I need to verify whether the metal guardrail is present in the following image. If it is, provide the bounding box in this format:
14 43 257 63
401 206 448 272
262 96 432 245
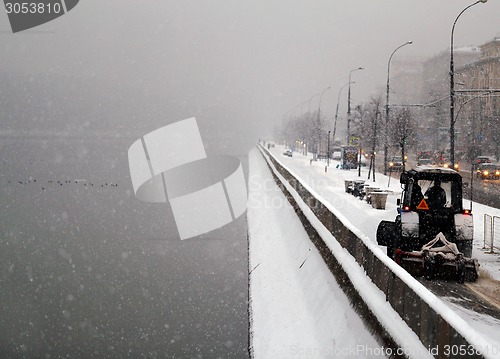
483 214 500 254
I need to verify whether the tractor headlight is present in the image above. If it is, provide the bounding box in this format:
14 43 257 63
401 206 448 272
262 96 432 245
484 170 489 176
389 162 394 167
443 163 449 168
454 164 459 170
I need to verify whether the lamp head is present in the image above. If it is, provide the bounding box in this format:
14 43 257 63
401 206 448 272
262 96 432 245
479 0 487 3
407 40 413 44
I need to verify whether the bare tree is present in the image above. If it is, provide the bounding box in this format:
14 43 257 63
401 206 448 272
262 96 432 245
390 107 415 169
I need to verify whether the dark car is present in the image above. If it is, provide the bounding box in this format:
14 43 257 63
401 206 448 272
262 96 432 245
388 156 403 171
476 163 500 180
475 156 492 166
283 150 293 157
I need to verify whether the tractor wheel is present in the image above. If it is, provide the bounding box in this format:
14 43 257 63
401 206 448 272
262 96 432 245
377 221 399 261
387 242 395 260
387 236 400 261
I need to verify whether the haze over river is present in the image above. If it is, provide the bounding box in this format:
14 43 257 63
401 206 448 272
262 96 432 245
0 137 249 358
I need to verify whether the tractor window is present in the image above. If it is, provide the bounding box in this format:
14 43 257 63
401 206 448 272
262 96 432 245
418 179 458 210
407 180 423 209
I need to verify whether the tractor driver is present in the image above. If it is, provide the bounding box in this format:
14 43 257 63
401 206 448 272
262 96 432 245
425 179 447 209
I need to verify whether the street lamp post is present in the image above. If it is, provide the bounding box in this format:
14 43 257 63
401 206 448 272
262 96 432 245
384 41 412 175
358 106 364 177
371 109 379 181
327 130 331 167
333 82 353 143
316 86 331 157
308 93 320 155
450 0 487 168
308 93 320 113
347 67 363 145
299 99 310 155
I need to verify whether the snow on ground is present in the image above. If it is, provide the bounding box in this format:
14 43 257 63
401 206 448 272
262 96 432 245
468 201 500 281
248 148 433 359
264 144 500 348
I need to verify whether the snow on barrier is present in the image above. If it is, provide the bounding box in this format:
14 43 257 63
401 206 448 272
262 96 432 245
258 144 496 359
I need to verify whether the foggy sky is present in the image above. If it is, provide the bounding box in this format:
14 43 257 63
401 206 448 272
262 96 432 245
1 0 499 154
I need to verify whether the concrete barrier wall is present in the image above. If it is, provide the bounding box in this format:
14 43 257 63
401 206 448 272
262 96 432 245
258 145 486 359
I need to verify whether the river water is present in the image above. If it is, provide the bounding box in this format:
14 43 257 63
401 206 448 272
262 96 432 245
0 137 249 358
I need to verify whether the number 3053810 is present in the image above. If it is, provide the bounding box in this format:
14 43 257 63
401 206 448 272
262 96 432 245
5 2 62 14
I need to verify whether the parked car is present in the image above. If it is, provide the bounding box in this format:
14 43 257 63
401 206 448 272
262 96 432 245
283 150 293 157
476 163 500 180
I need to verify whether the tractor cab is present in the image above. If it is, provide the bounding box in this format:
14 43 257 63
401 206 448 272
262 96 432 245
377 167 478 283
399 168 464 214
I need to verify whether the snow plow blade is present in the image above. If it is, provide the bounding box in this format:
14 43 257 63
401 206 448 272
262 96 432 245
395 233 479 283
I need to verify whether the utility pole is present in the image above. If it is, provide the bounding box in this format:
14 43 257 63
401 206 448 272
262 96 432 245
384 41 412 175
347 67 363 145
